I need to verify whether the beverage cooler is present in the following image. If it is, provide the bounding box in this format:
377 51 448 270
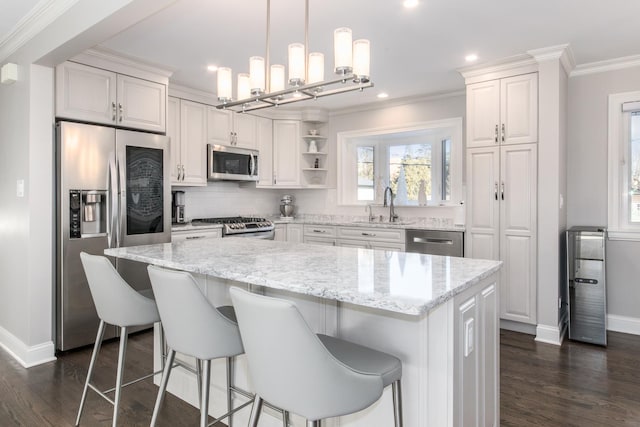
566 227 607 346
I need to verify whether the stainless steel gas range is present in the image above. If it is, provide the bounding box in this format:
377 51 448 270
191 216 275 239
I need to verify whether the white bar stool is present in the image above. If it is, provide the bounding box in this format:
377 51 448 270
76 252 161 427
147 265 254 427
229 287 404 427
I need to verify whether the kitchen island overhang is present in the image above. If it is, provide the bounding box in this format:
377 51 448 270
106 238 501 427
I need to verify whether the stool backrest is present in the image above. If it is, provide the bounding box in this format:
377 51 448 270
229 287 382 421
147 265 243 360
80 252 158 327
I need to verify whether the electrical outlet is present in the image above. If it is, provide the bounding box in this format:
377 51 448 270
16 179 24 197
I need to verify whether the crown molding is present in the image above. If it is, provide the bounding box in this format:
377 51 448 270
0 0 79 63
527 44 575 75
457 54 538 84
71 46 173 83
571 54 640 77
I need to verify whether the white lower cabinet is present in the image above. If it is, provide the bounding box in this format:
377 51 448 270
286 224 303 243
172 228 221 241
303 225 406 251
273 224 287 241
303 225 337 245
466 143 537 325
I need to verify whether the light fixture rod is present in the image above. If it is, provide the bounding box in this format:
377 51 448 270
305 0 309 81
266 0 271 91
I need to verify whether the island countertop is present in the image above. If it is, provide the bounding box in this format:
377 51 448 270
105 238 501 316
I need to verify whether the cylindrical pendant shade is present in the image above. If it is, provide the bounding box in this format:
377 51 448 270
334 27 353 73
217 67 232 101
308 52 325 84
288 43 306 85
237 73 251 100
270 64 285 93
249 56 265 93
353 39 370 81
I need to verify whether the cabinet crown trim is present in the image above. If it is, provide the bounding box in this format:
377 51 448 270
459 55 538 85
71 47 172 83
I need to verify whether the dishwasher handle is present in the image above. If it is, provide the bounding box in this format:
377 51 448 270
412 237 454 245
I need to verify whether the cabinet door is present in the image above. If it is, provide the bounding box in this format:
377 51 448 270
274 224 287 241
234 113 257 149
116 74 166 133
167 97 181 184
286 224 303 243
336 239 369 249
180 100 207 186
466 80 500 149
500 73 538 145
369 242 406 251
500 143 537 324
272 120 300 187
256 116 274 187
466 147 500 261
207 107 233 146
56 62 117 125
303 236 335 246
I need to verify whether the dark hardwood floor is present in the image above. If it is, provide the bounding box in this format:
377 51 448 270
501 329 640 426
1 329 640 426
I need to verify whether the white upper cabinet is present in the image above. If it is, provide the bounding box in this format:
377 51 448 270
272 120 301 187
168 97 207 186
256 116 274 187
206 108 257 149
56 61 166 133
466 73 537 149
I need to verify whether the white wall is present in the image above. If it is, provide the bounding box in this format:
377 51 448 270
568 64 640 324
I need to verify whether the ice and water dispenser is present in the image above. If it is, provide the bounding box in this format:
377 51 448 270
566 227 607 346
69 190 108 238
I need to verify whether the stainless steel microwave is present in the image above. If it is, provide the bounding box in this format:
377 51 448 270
207 144 258 181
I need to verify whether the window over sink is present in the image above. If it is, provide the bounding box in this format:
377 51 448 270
338 118 462 206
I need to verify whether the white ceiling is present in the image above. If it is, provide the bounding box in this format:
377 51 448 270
4 0 640 111
0 0 40 42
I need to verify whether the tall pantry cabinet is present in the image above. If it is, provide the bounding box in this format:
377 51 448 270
465 70 538 326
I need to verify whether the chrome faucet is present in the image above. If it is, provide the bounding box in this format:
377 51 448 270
366 204 375 222
383 186 399 223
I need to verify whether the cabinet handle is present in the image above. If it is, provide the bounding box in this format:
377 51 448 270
361 232 376 237
501 123 505 142
234 132 238 145
494 124 498 143
494 182 498 201
313 229 327 233
181 165 186 181
501 182 505 200
186 236 206 240
112 102 116 121
177 164 182 180
118 103 123 122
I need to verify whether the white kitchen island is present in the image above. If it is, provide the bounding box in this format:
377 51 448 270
105 238 501 427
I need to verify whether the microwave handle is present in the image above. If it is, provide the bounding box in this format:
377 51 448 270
250 153 256 176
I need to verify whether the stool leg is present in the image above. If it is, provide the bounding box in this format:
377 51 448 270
112 326 128 427
282 410 290 427
306 421 321 427
150 348 176 427
75 320 106 426
226 357 233 427
200 359 211 427
196 359 202 408
392 379 403 427
248 395 263 427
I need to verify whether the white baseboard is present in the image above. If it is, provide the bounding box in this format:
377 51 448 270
607 314 640 335
500 319 536 335
534 324 563 346
0 325 56 368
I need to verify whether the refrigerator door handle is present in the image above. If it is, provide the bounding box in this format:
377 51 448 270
116 153 125 248
108 159 118 248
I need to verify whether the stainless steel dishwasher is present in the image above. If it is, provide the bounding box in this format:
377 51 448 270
405 229 464 257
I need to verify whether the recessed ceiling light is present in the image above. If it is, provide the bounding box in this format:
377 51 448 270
377 92 389 99
465 54 478 62
403 0 419 8
207 65 219 72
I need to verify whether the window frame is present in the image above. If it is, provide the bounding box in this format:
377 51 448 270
607 91 640 240
337 118 463 207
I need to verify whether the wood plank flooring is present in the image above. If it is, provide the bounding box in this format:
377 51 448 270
1 329 640 426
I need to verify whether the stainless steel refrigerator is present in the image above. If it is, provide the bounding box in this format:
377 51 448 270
55 121 171 351
566 227 607 346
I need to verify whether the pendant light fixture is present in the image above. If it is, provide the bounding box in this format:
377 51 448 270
216 0 373 112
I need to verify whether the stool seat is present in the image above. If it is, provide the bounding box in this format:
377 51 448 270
317 334 402 388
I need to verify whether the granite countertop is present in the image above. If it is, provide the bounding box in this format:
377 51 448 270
105 238 500 316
